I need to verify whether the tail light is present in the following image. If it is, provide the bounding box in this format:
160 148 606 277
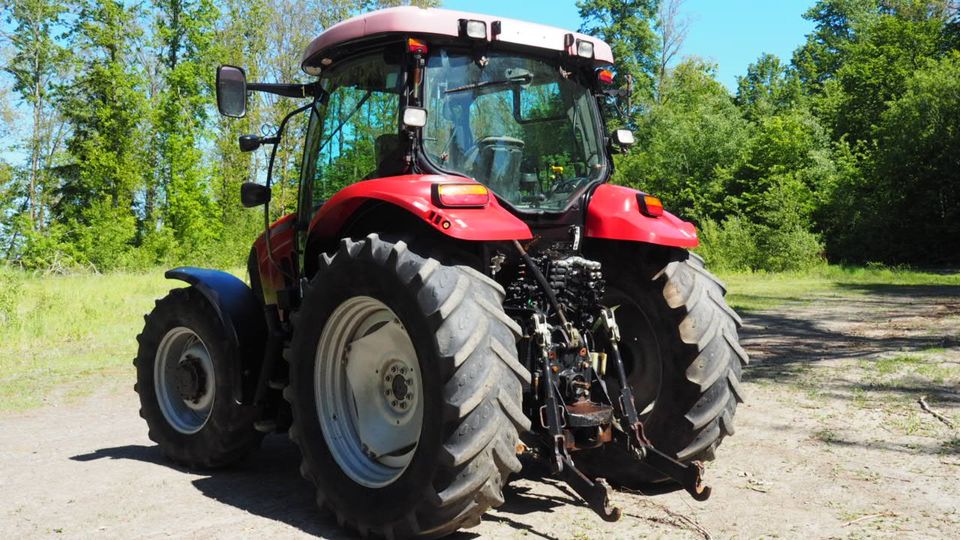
407 38 428 55
637 193 663 217
433 184 490 208
597 69 614 84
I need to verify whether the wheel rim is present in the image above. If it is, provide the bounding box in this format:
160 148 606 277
315 296 424 488
154 327 216 434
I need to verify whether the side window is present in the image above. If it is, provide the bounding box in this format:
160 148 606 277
308 53 401 208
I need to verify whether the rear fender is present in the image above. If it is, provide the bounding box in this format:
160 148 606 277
308 174 533 242
165 267 266 404
585 184 699 248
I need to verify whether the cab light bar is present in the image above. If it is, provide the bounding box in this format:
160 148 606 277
637 193 664 217
433 184 490 208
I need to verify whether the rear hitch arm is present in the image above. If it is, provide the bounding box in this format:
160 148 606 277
598 307 712 502
532 313 621 522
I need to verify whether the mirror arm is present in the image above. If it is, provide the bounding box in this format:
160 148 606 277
260 100 317 284
247 82 318 99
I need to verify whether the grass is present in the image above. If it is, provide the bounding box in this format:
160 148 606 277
0 268 243 411
717 265 960 311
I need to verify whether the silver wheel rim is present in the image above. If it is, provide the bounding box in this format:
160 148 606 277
154 327 216 435
315 296 424 488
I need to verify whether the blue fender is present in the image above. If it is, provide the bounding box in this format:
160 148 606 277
165 267 266 404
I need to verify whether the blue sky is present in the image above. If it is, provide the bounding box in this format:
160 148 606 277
442 0 816 91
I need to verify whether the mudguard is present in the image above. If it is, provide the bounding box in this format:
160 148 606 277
585 184 699 248
165 267 266 404
308 174 534 241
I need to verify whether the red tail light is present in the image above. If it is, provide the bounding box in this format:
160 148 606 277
597 69 614 84
637 194 663 217
433 184 490 208
407 38 428 55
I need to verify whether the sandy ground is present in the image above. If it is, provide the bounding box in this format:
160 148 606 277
2 283 959 539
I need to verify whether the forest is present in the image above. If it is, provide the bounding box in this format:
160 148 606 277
0 0 958 274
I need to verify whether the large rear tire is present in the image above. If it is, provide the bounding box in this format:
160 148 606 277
135 287 263 468
579 246 747 487
285 234 530 538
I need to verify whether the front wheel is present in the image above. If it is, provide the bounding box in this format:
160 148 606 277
134 287 263 467
285 234 530 538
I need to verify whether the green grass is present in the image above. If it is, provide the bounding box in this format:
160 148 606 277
717 266 960 311
0 268 244 411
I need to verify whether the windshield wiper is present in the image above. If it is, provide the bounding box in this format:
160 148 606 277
445 74 532 94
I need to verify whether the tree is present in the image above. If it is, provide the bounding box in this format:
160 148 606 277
578 0 660 119
866 52 960 263
55 0 147 269
1 0 67 231
654 0 690 103
735 53 802 122
618 58 750 220
791 0 877 90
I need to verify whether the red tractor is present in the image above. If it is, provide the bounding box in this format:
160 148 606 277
135 7 746 538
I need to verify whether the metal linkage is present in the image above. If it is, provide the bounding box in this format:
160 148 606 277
531 313 620 521
597 307 712 502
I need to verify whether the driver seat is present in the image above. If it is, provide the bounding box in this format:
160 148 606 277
469 137 524 201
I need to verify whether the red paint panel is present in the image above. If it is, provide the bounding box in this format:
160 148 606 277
308 174 533 241
252 213 297 303
585 184 699 248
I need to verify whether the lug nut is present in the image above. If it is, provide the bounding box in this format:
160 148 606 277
391 366 398 373
385 389 391 396
400 367 406 374
406 393 413 399
400 402 406 409
392 400 397 406
386 374 392 381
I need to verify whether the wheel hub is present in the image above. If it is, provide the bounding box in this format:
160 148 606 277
154 327 216 434
383 359 415 413
175 355 207 403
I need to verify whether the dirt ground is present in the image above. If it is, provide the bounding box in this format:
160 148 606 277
2 283 959 539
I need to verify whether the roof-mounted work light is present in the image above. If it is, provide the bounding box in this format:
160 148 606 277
576 39 595 59
459 19 487 40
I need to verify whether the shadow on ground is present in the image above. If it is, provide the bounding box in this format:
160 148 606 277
739 282 959 383
69 437 579 539
71 435 347 538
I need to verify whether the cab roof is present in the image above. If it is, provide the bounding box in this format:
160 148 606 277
300 6 614 72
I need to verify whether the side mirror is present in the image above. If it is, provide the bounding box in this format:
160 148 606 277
611 129 635 148
240 182 270 208
217 65 247 118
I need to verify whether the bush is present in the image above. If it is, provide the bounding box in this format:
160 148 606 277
696 216 759 272
697 216 825 272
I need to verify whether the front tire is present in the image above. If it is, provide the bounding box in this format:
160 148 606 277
285 234 530 538
135 287 263 468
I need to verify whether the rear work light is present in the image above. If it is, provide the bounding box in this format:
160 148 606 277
407 38 428 55
576 39 595 59
433 184 490 208
459 19 487 40
637 193 664 217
